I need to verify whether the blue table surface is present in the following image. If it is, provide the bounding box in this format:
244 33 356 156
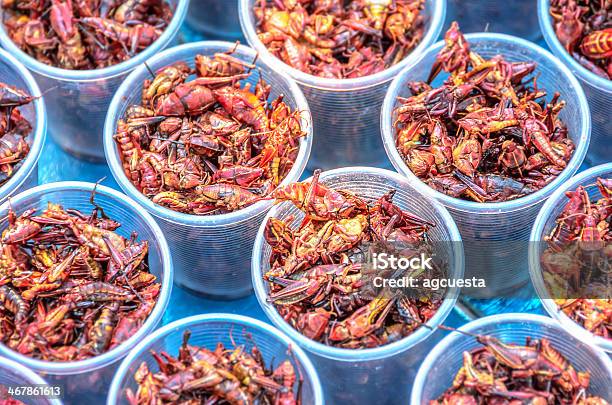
37 22 588 343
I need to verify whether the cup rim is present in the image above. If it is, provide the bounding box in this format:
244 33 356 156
0 0 190 81
251 166 465 362
0 48 47 202
538 0 612 92
411 312 612 403
104 40 312 228
0 355 64 405
106 313 324 405
238 0 447 91
528 163 612 353
0 181 174 375
381 32 591 214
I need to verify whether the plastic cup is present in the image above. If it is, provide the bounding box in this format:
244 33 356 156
0 48 46 204
539 0 611 167
412 313 612 403
0 0 189 162
185 0 242 40
529 163 612 353
104 41 312 299
0 182 173 403
446 0 541 41
252 166 464 404
239 0 446 170
381 33 590 298
107 313 323 405
0 356 63 405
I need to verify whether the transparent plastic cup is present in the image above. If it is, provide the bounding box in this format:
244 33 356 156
0 0 189 162
252 167 464 404
0 356 63 405
107 313 323 405
185 0 242 40
104 41 312 299
0 48 46 204
539 0 611 167
381 33 590 298
239 0 446 170
446 0 541 41
529 163 612 353
412 313 612 403
0 182 173 404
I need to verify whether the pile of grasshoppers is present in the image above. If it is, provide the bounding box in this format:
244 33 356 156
0 195 160 361
432 334 609 404
254 0 425 78
393 23 576 202
262 170 442 349
1 0 173 69
127 330 302 405
0 82 32 189
550 0 611 79
114 48 307 215
542 177 611 340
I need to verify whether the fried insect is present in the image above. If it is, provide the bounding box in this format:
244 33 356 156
0 199 160 361
113 49 307 215
542 177 611 340
393 22 575 202
263 171 442 349
0 82 32 188
126 330 302 405
431 336 609 405
253 0 425 78
1 0 174 69
550 0 612 79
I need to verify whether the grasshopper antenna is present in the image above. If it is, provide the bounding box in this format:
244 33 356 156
144 61 156 79
90 177 109 219
407 316 484 340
